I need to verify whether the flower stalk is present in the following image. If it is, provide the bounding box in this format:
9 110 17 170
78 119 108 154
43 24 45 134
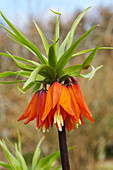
58 125 70 170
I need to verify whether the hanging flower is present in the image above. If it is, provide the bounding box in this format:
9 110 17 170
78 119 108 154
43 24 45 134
18 78 94 132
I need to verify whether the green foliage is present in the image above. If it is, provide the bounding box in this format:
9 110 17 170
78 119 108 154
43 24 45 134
0 132 62 170
0 8 113 92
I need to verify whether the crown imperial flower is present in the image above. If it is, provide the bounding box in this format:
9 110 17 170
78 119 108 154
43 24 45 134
18 78 94 132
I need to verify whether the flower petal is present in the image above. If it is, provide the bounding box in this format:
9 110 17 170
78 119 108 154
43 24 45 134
65 114 75 131
67 85 80 121
18 92 38 121
42 86 52 121
72 82 92 116
51 82 61 108
59 85 75 116
24 92 39 124
38 90 47 127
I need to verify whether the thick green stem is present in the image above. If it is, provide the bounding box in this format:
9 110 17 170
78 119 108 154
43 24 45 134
58 125 70 170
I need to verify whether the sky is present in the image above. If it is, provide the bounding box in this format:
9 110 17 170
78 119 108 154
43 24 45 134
0 0 113 28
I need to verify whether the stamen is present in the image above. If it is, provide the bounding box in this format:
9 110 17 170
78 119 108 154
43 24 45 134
79 119 82 125
41 124 46 133
54 104 64 131
75 123 79 128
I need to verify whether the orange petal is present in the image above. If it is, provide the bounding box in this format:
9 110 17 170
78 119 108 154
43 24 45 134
67 85 80 121
65 114 75 131
44 118 49 129
42 87 52 121
60 107 66 121
38 90 47 126
51 82 61 108
79 114 84 126
81 110 94 123
18 92 38 121
24 92 38 124
59 85 74 116
72 83 92 117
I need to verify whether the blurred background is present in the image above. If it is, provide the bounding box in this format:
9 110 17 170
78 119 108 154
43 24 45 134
0 0 113 169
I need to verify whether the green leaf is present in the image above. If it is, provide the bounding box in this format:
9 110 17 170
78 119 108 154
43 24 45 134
59 64 82 78
22 82 35 92
15 71 26 94
17 131 22 155
36 145 76 170
0 71 32 79
23 65 56 89
0 24 20 41
58 32 70 58
72 46 113 57
50 9 61 16
56 25 97 73
15 144 28 170
0 80 26 84
69 70 81 77
32 136 45 170
5 51 37 71
0 161 12 170
0 140 21 170
33 21 49 56
82 46 100 69
79 65 103 80
48 39 59 69
66 6 91 50
54 15 61 56
36 150 60 170
0 11 48 64
32 83 41 93
0 52 40 66
0 71 18 78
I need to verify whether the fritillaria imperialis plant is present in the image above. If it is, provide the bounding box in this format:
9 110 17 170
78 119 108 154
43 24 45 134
0 7 113 170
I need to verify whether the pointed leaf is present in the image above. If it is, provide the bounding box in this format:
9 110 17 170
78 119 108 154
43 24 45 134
59 64 82 78
0 140 21 169
0 24 20 40
15 71 26 94
33 21 49 56
72 46 113 57
0 80 26 84
0 71 19 78
79 65 103 79
50 10 61 16
82 46 100 69
32 136 45 170
0 52 40 66
58 32 70 58
6 51 36 71
15 144 28 170
0 12 47 64
17 131 22 155
32 82 41 93
36 150 60 170
48 39 59 69
56 25 97 73
54 15 61 56
23 65 56 89
67 6 91 49
0 161 12 170
0 71 33 79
